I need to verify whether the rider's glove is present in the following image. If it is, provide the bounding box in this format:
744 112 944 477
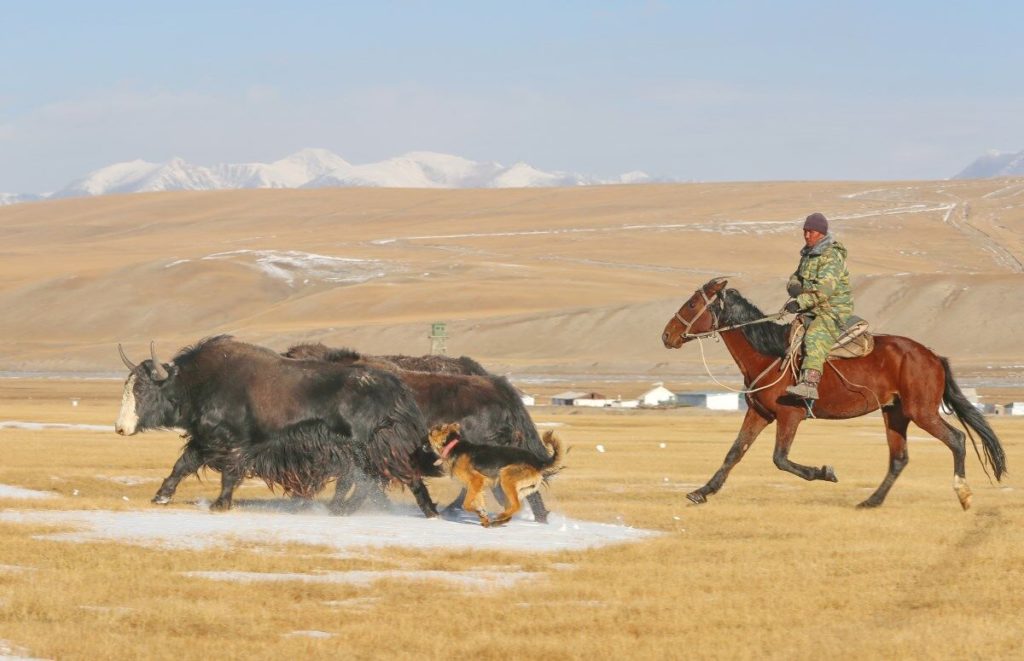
786 276 802 298
784 300 802 314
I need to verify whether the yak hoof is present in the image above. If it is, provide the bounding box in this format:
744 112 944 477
686 491 707 505
209 499 231 512
151 494 171 505
823 466 839 483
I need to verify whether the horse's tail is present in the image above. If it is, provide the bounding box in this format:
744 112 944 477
941 357 1006 481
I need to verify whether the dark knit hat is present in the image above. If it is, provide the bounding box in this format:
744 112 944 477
803 212 828 233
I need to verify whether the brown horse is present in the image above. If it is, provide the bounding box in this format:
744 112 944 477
661 277 1006 509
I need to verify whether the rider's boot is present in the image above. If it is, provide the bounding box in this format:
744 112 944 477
785 369 821 400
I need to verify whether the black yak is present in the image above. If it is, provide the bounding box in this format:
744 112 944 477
115 336 441 517
282 343 554 523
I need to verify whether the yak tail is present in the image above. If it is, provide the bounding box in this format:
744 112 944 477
941 358 1006 481
540 431 567 478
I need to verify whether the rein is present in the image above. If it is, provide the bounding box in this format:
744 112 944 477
674 288 788 340
674 287 795 394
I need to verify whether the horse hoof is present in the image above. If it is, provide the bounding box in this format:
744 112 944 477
823 466 838 482
856 499 880 509
209 500 231 512
954 477 972 511
151 494 171 505
686 491 707 505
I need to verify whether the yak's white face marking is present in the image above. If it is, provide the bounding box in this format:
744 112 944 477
115 374 139 436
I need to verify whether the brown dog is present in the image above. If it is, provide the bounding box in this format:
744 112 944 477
428 422 564 527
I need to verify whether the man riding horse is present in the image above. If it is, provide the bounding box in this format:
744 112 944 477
783 212 853 400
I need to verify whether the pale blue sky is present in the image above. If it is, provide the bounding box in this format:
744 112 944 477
2 1 1022 192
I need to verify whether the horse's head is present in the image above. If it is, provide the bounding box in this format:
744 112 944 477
661 277 729 348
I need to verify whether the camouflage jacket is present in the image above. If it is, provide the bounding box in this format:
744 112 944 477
787 235 853 320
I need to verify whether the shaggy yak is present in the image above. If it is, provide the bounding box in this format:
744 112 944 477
282 343 556 523
115 336 441 517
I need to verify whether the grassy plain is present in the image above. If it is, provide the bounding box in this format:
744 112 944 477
1 180 1022 658
1 379 1022 660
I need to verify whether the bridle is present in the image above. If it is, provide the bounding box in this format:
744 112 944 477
669 285 795 395
673 287 723 340
672 287 790 341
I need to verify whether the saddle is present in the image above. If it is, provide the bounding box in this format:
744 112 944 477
788 314 874 361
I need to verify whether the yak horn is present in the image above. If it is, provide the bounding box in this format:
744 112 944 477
117 344 136 370
150 341 170 381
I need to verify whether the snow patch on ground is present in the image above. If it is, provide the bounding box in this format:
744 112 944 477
202 250 393 286
0 504 657 554
0 639 46 661
0 421 110 432
0 484 55 500
285 630 334 639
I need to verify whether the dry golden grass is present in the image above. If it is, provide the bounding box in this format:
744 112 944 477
1 379 1022 660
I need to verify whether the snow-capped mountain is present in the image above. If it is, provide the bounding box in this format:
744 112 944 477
1 149 661 205
953 149 1024 179
213 148 352 189
304 152 506 189
0 192 44 205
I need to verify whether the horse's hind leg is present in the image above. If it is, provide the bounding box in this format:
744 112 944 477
772 410 839 483
687 408 771 504
910 410 970 510
858 403 909 508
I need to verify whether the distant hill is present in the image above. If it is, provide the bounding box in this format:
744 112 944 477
0 179 1021 381
953 150 1024 179
1 149 665 205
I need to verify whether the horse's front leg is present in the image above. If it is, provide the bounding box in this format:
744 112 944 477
687 407 771 504
772 409 838 482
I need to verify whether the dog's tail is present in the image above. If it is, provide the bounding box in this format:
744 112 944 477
540 431 567 478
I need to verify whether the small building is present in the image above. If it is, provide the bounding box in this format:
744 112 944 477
639 383 676 407
1005 402 1024 416
568 392 609 407
519 393 536 407
550 391 605 406
573 396 641 409
674 391 747 411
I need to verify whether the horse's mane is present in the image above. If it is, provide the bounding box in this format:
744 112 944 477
718 289 789 357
